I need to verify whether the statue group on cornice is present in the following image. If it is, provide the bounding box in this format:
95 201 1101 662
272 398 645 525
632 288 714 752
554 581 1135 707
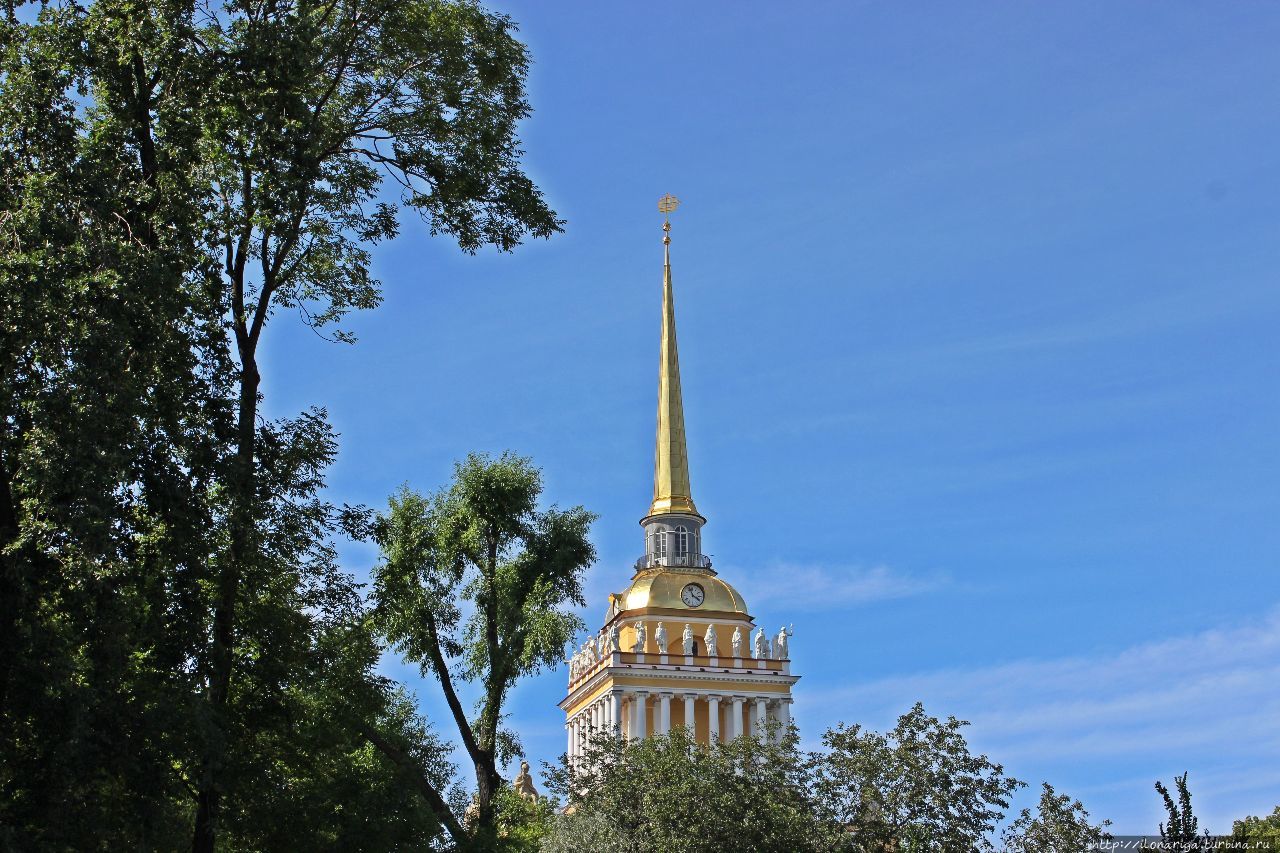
568 619 794 682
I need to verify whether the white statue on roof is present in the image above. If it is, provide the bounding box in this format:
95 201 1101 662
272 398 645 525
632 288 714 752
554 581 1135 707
775 625 793 660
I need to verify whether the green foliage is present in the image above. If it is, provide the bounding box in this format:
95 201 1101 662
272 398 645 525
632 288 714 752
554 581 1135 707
201 0 563 358
543 726 835 853
189 0 561 841
1229 806 1280 851
540 809 634 853
813 703 1024 852
371 452 596 849
2 0 559 846
216 611 455 851
1157 772 1200 841
541 710 1080 853
1000 782 1111 853
493 785 557 852
1 2 230 845
1154 772 1216 850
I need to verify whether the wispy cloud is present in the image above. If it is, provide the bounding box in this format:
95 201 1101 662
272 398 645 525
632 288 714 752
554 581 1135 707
729 563 945 611
807 605 1280 749
801 605 1280 830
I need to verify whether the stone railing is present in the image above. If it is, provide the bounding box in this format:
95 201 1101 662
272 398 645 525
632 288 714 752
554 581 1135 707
567 649 788 686
632 552 713 571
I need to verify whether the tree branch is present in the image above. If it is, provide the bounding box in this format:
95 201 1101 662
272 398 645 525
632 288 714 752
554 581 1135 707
357 720 468 844
480 534 502 753
422 608 485 768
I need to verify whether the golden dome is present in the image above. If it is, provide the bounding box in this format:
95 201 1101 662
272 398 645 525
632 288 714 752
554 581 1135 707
620 569 749 616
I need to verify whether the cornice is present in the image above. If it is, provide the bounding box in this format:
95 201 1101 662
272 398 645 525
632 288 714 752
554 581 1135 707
559 663 800 710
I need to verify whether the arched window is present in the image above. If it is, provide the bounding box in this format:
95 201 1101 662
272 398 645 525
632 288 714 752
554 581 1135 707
652 530 667 560
674 526 689 560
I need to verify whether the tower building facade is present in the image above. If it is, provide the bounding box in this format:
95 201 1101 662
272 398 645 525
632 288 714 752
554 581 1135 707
559 203 797 758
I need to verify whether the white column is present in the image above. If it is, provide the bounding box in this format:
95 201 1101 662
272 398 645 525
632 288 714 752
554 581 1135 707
658 693 672 735
570 718 579 765
754 697 767 738
633 692 648 739
683 693 696 733
775 698 792 742
610 691 622 735
566 721 573 760
707 695 721 743
730 696 745 739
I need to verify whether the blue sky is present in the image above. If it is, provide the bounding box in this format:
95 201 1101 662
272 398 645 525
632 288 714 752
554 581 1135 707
259 2 1280 833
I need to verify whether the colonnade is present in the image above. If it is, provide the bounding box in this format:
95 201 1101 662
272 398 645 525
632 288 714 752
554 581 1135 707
566 690 793 762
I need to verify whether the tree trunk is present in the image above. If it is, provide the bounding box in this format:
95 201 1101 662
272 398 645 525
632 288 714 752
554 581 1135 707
471 534 503 841
466 755 507 853
192 356 259 853
0 458 20 712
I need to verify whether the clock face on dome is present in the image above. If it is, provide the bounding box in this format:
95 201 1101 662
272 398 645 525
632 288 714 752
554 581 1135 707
680 583 705 608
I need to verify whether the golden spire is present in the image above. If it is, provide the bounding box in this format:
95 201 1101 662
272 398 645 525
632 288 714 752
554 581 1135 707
648 195 702 520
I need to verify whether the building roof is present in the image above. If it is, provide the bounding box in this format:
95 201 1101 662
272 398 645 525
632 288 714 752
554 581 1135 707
618 567 749 616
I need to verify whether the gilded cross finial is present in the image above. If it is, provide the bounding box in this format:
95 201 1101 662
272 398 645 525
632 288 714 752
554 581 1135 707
658 193 680 245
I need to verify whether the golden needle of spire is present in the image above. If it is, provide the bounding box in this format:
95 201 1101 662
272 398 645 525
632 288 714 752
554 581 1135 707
649 195 701 520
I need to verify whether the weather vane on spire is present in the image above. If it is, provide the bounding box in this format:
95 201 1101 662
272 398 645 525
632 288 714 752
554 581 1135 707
658 193 680 244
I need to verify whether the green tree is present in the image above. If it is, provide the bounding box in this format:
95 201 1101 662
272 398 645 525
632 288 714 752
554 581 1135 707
543 726 835 853
219 613 457 851
1 1 231 843
1228 806 1280 852
813 703 1023 852
539 810 632 853
492 785 557 852
370 452 596 850
1000 782 1111 853
1154 772 1215 851
2 0 561 846
189 0 561 845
